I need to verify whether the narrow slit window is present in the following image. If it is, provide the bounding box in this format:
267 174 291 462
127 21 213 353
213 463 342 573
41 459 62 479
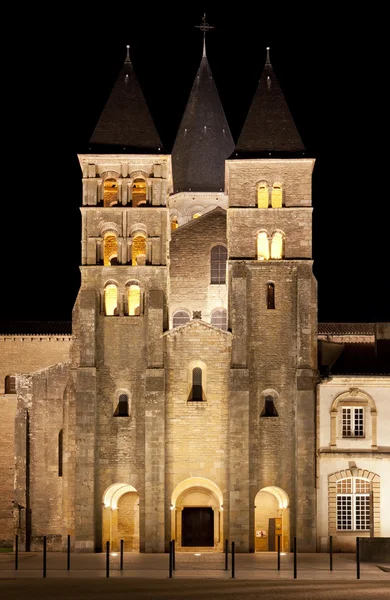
5 375 16 394
257 183 269 208
114 394 129 417
58 429 63 477
271 183 283 208
267 283 275 309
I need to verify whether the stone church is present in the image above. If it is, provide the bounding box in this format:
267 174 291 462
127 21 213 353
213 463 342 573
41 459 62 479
0 39 389 554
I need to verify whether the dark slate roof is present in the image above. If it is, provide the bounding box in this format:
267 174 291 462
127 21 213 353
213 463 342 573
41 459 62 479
318 323 376 336
172 43 235 193
0 321 72 335
235 49 305 156
330 342 390 376
89 47 163 152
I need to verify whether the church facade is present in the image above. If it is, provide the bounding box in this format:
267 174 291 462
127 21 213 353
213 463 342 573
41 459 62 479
0 42 389 554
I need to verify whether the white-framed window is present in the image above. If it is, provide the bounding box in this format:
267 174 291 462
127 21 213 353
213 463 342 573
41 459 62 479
336 478 370 531
342 407 364 437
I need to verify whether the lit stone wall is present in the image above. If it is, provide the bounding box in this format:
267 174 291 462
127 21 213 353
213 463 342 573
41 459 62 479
164 321 231 550
0 396 17 546
170 208 227 326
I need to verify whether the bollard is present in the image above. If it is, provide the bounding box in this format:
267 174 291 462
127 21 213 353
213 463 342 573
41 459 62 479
106 541 110 578
169 540 173 578
329 535 333 571
172 539 175 571
15 535 18 571
277 534 281 571
356 537 360 580
231 541 235 579
120 539 124 571
67 534 70 571
293 536 297 579
224 538 228 571
43 536 47 578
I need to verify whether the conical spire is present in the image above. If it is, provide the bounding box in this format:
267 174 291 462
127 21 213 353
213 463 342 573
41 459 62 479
172 17 234 192
89 46 163 152
236 48 305 155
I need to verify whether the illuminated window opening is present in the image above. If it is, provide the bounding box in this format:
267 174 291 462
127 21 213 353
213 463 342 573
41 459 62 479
336 478 370 531
270 232 283 259
104 178 118 207
210 245 227 284
171 217 179 231
271 183 283 208
192 212 202 219
104 233 118 266
5 375 16 394
105 284 118 316
211 308 227 330
260 395 279 417
190 367 203 401
114 394 129 417
257 182 269 208
257 232 269 260
132 235 146 266
267 283 275 309
128 284 141 316
173 310 191 328
132 178 147 206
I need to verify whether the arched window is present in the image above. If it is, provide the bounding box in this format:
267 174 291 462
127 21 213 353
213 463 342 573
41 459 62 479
191 367 203 401
5 375 16 394
271 183 283 208
173 310 191 328
260 395 279 417
104 284 118 316
257 182 269 208
132 178 147 206
210 245 227 284
103 233 118 266
171 217 179 231
211 308 227 330
104 177 118 207
58 430 63 477
336 478 370 531
132 235 146 266
257 231 269 260
270 231 283 259
267 283 275 309
128 284 141 316
114 394 129 417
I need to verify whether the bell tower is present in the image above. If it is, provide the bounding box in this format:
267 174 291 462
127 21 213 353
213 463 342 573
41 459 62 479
227 48 317 552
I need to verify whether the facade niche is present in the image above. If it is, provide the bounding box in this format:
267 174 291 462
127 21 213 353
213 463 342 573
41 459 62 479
261 395 279 417
5 375 16 394
114 394 129 417
104 178 119 207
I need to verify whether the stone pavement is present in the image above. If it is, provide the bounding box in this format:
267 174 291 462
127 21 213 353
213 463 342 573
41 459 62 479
0 551 389 581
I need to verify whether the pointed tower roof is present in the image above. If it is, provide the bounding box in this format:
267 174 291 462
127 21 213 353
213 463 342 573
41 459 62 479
236 48 305 155
172 18 234 192
89 46 163 152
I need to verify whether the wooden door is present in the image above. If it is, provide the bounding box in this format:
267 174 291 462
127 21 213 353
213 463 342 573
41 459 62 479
182 507 214 547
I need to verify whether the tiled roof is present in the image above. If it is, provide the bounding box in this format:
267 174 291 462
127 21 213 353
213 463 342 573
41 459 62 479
89 47 163 152
172 47 234 192
331 341 390 376
318 323 375 336
235 51 305 155
0 321 72 335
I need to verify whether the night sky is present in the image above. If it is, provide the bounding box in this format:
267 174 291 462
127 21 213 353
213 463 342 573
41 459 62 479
4 7 387 324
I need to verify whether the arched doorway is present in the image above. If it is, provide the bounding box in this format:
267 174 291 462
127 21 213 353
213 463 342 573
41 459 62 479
254 486 289 552
102 483 139 552
171 477 223 551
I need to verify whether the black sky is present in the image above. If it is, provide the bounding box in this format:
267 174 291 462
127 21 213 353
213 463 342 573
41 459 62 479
3 6 388 324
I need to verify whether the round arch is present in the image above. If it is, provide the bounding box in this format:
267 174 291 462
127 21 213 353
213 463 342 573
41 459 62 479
102 483 139 552
254 486 290 552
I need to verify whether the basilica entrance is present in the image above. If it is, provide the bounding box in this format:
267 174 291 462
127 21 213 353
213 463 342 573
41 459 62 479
182 507 214 546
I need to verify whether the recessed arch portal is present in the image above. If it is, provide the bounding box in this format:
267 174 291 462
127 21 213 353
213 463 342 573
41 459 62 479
254 487 289 552
102 483 139 552
171 477 223 551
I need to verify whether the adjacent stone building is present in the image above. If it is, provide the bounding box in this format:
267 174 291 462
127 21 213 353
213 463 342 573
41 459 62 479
0 41 388 554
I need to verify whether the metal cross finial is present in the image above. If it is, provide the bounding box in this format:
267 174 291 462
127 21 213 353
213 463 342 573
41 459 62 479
195 13 214 57
125 44 131 64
